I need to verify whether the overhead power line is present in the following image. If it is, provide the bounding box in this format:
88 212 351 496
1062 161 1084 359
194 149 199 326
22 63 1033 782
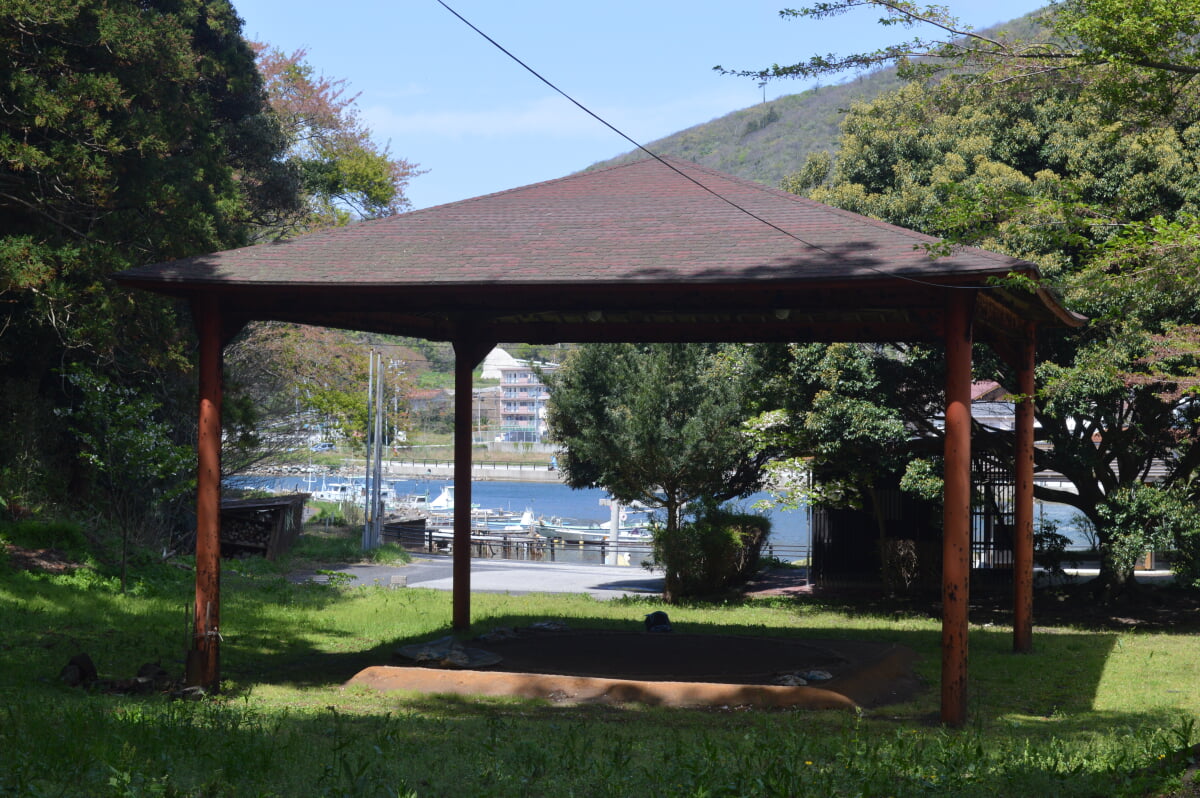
434 0 1010 292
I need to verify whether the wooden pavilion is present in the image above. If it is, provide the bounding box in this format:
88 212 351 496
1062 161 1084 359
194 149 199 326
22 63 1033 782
116 156 1082 726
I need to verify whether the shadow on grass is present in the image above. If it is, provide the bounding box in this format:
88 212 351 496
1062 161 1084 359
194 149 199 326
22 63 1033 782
229 596 1121 731
0 565 1122 723
6 568 1195 797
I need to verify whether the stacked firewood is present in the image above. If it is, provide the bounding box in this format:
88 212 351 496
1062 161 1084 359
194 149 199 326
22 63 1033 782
220 510 273 552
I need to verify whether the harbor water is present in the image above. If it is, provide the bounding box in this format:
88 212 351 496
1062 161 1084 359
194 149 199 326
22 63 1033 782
226 474 1096 560
227 474 811 554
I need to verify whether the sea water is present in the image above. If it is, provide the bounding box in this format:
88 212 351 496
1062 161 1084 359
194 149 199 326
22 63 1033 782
226 475 1096 554
227 475 811 550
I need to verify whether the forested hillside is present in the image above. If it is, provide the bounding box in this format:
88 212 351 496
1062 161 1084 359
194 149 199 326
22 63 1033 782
588 70 903 187
587 11 1045 188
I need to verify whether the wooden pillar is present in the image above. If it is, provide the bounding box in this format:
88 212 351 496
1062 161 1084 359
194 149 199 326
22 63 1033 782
942 291 974 727
1013 324 1037 653
451 336 493 631
188 295 223 689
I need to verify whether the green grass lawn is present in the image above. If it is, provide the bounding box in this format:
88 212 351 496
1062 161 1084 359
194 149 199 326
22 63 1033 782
2 529 1198 797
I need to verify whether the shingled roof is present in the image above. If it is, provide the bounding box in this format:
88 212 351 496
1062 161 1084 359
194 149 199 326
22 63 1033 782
127 155 1073 720
116 156 1080 346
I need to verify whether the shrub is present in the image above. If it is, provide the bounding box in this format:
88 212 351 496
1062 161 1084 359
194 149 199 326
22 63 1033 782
0 519 88 556
307 500 364 528
1034 516 1076 583
1097 485 1200 590
650 500 771 601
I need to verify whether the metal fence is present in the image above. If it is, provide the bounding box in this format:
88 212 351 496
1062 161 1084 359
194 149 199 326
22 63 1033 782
390 458 554 473
809 453 1020 593
382 521 809 569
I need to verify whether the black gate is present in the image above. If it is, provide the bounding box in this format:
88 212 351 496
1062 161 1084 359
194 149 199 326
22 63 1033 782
811 453 1017 593
970 449 1016 590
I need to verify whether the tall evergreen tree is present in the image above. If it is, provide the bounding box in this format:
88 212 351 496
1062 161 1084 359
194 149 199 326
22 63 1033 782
545 343 774 600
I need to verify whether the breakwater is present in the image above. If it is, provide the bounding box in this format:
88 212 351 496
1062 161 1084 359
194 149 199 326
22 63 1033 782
248 458 564 484
384 459 563 483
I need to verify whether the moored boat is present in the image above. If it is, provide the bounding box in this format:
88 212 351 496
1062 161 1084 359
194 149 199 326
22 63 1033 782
534 517 653 543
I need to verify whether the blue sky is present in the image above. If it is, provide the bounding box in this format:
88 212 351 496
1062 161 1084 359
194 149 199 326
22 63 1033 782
231 0 1049 210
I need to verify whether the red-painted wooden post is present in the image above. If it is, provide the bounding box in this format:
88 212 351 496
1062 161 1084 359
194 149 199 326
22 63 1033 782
450 336 494 631
942 292 974 727
188 295 223 689
451 343 474 630
1013 323 1037 653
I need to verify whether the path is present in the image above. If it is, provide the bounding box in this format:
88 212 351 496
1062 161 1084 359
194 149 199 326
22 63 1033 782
291 554 666 599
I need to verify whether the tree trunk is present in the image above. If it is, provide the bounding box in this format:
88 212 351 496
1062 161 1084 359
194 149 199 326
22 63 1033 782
662 495 682 603
1093 552 1139 603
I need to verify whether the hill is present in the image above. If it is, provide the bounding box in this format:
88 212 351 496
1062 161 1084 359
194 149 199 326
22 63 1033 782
585 10 1047 188
588 68 905 188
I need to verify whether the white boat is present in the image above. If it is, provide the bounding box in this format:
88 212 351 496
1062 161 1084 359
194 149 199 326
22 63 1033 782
310 479 360 504
535 516 653 543
311 478 405 509
482 508 536 532
427 484 498 517
429 484 456 511
394 491 431 515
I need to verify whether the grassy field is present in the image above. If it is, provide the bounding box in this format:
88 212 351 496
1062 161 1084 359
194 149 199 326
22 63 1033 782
2 521 1199 797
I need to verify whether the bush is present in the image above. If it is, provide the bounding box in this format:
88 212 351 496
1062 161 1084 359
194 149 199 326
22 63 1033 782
1097 485 1200 590
1034 516 1076 582
650 500 771 602
0 519 88 557
307 500 365 528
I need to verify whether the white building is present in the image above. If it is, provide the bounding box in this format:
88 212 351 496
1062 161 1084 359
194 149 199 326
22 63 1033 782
479 347 522 380
496 359 559 443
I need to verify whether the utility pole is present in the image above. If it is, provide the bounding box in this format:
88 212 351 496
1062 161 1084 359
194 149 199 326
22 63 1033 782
363 349 375 550
372 352 385 547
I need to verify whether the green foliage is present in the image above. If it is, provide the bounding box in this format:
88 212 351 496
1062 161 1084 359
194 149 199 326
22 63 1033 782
366 542 410 566
545 344 769 547
590 71 905 189
748 343 931 524
1050 0 1200 115
1095 484 1200 587
899 458 944 503
0 519 88 558
780 149 834 193
305 501 365 531
732 1 1199 119
0 0 297 543
805 77 1200 276
54 367 194 568
250 43 420 240
650 501 772 601
767 6 1200 595
1034 516 1076 581
224 326 414 471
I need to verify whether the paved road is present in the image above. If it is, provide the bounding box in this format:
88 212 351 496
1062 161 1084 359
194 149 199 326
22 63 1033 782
293 554 664 600
291 558 1175 598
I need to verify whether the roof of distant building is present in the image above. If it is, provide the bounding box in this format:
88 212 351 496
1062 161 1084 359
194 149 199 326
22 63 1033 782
480 347 521 379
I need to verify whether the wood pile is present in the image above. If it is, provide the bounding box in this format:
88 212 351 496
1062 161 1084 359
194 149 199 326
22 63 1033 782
220 494 307 559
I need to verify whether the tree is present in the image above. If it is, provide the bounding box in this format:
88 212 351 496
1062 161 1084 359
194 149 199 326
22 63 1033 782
56 367 192 588
722 1 1200 116
223 325 415 472
0 0 293 535
250 44 421 240
544 343 771 599
748 342 932 534
763 7 1200 596
220 47 423 465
